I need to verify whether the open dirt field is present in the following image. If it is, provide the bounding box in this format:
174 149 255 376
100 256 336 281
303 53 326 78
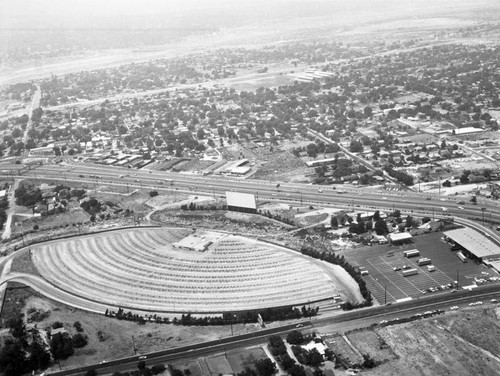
346 328 397 364
150 208 294 237
322 305 500 376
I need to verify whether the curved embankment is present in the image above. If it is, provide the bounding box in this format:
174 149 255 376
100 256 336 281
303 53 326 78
26 227 362 313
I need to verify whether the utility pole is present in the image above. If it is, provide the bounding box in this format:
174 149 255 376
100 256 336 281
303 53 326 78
132 335 137 354
384 285 387 305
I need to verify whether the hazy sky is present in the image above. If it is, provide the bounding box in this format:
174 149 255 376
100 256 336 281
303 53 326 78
0 0 496 29
0 0 423 28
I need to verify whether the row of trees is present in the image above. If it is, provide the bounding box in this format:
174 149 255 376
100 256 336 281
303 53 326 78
300 246 372 307
106 305 319 327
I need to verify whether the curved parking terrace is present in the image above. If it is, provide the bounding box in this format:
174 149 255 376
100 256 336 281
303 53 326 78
30 227 352 313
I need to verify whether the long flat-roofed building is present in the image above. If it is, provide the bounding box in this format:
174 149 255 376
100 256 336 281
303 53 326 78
387 232 413 244
444 227 500 261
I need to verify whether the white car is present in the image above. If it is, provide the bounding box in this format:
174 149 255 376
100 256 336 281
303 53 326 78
450 306 459 310
491 299 498 303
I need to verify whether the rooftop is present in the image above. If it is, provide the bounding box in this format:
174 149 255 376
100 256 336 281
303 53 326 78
388 232 413 241
444 227 500 259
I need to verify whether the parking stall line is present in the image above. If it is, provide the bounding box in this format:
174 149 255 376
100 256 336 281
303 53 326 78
366 257 408 298
365 274 397 303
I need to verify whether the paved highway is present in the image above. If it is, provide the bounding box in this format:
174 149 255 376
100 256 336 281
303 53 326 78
3 160 499 227
2 159 500 375
46 284 500 376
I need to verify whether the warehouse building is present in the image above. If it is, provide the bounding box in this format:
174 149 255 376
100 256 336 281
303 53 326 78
444 227 500 263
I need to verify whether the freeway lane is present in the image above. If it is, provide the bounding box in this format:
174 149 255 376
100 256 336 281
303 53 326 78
47 284 500 376
5 162 499 225
2 160 499 228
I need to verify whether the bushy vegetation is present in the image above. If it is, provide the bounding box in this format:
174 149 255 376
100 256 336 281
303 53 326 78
300 245 372 308
384 165 414 186
291 346 324 368
106 304 318 326
15 184 42 207
80 197 102 215
0 316 51 376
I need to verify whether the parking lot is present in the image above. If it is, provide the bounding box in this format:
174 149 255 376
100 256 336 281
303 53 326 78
340 231 499 304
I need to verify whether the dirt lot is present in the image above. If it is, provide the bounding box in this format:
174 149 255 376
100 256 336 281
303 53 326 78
251 150 310 183
346 328 397 364
149 208 294 239
322 306 500 376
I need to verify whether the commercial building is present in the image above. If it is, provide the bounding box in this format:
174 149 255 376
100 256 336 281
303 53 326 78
444 227 500 261
226 191 257 214
387 232 413 244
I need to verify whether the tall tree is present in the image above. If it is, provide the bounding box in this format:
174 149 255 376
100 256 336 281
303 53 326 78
0 339 26 376
255 358 277 376
374 219 389 235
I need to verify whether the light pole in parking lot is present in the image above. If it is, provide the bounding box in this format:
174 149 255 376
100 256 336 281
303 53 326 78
230 313 236 336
